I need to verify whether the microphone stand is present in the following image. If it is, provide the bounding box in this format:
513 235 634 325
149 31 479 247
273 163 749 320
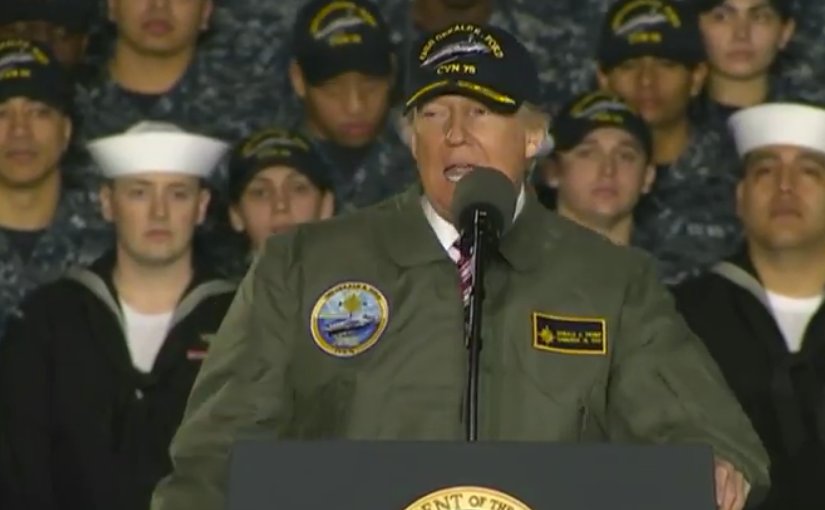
463 208 495 443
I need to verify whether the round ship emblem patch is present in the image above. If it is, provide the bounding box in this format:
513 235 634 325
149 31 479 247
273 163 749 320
404 486 533 510
310 281 389 358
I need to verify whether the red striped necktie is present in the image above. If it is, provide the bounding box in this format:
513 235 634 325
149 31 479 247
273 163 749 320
453 239 473 309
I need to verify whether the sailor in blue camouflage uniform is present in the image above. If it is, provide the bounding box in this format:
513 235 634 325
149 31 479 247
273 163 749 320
203 0 615 119
287 0 416 212
0 40 110 337
206 126 337 280
695 0 825 116
695 0 800 123
0 0 107 181
537 90 656 249
0 0 98 73
76 0 282 160
595 0 742 285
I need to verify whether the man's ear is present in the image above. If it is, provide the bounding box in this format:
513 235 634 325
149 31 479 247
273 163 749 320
407 120 419 160
289 60 307 99
690 62 709 97
106 0 116 22
542 157 561 188
319 191 335 220
99 182 114 222
779 19 796 50
200 0 214 30
196 188 211 225
61 116 73 153
596 66 612 92
641 163 656 194
735 179 745 222
524 127 547 159
389 53 398 83
228 204 245 232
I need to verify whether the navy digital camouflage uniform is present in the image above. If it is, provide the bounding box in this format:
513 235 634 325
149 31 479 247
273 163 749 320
86 0 825 119
777 0 825 103
197 0 304 124
701 74 791 123
0 39 112 338
591 0 744 284
76 51 284 145
0 183 111 338
698 0 825 123
74 51 294 204
198 0 614 115
301 118 417 214
633 120 742 286
82 0 297 125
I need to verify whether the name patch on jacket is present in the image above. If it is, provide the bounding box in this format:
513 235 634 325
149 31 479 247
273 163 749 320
532 312 607 355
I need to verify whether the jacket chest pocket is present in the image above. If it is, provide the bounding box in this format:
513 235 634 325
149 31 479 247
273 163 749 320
481 277 614 438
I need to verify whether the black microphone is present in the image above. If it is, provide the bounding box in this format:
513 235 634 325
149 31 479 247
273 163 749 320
450 167 518 442
451 167 518 243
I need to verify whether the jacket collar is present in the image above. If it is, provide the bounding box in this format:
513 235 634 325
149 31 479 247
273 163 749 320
499 190 561 272
380 184 556 272
379 186 447 267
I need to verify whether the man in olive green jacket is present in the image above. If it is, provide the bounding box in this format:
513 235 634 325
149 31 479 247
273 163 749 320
153 21 768 510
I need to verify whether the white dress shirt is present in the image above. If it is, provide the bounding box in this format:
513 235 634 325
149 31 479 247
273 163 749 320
421 186 526 263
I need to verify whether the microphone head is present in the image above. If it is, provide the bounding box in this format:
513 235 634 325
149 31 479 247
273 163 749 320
450 167 518 235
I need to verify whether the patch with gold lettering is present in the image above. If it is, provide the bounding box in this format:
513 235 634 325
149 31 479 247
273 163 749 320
404 486 532 510
610 0 681 45
308 1 377 47
532 312 607 355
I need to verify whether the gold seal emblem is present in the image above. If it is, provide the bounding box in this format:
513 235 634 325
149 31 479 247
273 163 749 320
310 281 389 358
403 486 532 510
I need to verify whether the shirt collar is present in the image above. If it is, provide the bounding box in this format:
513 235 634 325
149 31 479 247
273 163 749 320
421 185 526 259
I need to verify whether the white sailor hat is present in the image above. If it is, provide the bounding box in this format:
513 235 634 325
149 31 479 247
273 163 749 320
87 121 230 178
728 103 825 158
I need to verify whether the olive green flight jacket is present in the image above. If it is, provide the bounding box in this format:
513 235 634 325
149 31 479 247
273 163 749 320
152 187 769 510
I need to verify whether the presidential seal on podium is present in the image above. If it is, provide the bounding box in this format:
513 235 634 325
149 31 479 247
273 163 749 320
404 486 532 510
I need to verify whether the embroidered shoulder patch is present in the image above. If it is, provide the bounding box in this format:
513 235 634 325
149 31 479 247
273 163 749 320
310 281 389 358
